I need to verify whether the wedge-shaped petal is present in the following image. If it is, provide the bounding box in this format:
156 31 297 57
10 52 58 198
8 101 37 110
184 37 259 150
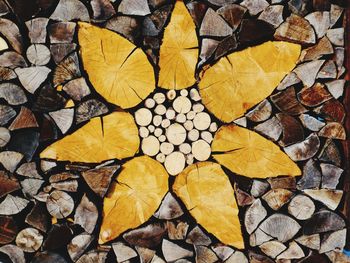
78 23 155 109
99 156 168 244
199 41 301 122
158 1 198 90
173 162 244 248
212 125 301 178
40 111 139 163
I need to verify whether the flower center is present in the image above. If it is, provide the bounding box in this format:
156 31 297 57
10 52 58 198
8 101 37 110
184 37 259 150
134 87 218 175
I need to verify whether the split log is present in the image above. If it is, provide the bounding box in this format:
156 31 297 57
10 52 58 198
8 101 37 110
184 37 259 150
288 195 315 220
0 51 27 69
74 195 98 234
50 43 77 64
50 0 89 21
164 152 186 175
25 202 50 232
225 251 248 263
207 0 236 6
212 244 234 261
277 241 304 260
254 117 282 141
26 44 51 66
53 53 81 87
217 4 246 31
271 87 307 115
21 178 44 198
233 117 247 127
259 240 287 258
49 108 74 134
318 122 346 140
248 251 274 263
186 1 207 27
49 22 76 44
76 250 108 263
240 0 269 15
262 189 293 210
326 28 344 46
319 228 346 254
199 38 219 66
305 11 330 38
43 224 73 250
251 180 269 197
75 99 108 123
162 239 193 262
186 226 211 246
268 177 296 190
7 130 40 161
246 99 272 122
277 113 304 146
299 113 325 131
300 36 334 62
49 172 78 183
330 4 343 27
0 151 23 172
214 34 238 60
81 165 120 198
326 251 350 263
244 199 267 234
249 227 273 247
112 242 138 262
200 8 232 37
317 60 337 79
277 72 301 90
67 233 94 262
284 133 320 161
318 139 341 165
0 67 16 81
315 99 345 122
62 77 90 101
0 244 25 263
118 0 150 16
0 216 17 244
15 228 43 253
51 180 78 192
195 246 218 263
303 189 342 210
0 194 29 215
0 171 20 198
46 190 74 218
167 221 189 240
15 66 51 93
295 234 320 250
91 0 115 21
25 18 49 44
154 192 183 220
293 60 324 87
235 187 255 206
304 210 345 234
320 163 343 189
274 14 316 44
135 247 155 263
0 127 10 147
258 5 284 28
0 83 27 106
0 18 23 53
123 223 167 248
105 16 140 43
325 79 345 99
297 159 321 190
258 214 301 242
298 83 332 107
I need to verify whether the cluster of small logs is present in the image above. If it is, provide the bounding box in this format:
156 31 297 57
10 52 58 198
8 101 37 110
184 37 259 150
136 89 218 175
0 0 348 262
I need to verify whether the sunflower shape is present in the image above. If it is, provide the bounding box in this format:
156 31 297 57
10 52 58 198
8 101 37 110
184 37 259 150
40 0 302 249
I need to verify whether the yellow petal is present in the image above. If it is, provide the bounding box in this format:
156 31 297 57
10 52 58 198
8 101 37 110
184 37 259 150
78 22 155 109
199 41 301 122
40 111 139 162
99 156 168 244
173 162 244 248
211 125 301 178
158 0 198 90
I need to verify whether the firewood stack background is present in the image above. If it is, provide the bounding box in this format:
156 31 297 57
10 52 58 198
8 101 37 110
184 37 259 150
0 0 348 262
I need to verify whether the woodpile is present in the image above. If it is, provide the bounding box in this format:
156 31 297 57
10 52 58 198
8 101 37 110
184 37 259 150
0 0 347 262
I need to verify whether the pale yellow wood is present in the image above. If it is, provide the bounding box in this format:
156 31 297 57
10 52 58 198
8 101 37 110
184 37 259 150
40 111 139 162
99 156 168 244
199 41 301 122
78 22 155 109
211 125 301 178
173 162 244 248
158 0 198 90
